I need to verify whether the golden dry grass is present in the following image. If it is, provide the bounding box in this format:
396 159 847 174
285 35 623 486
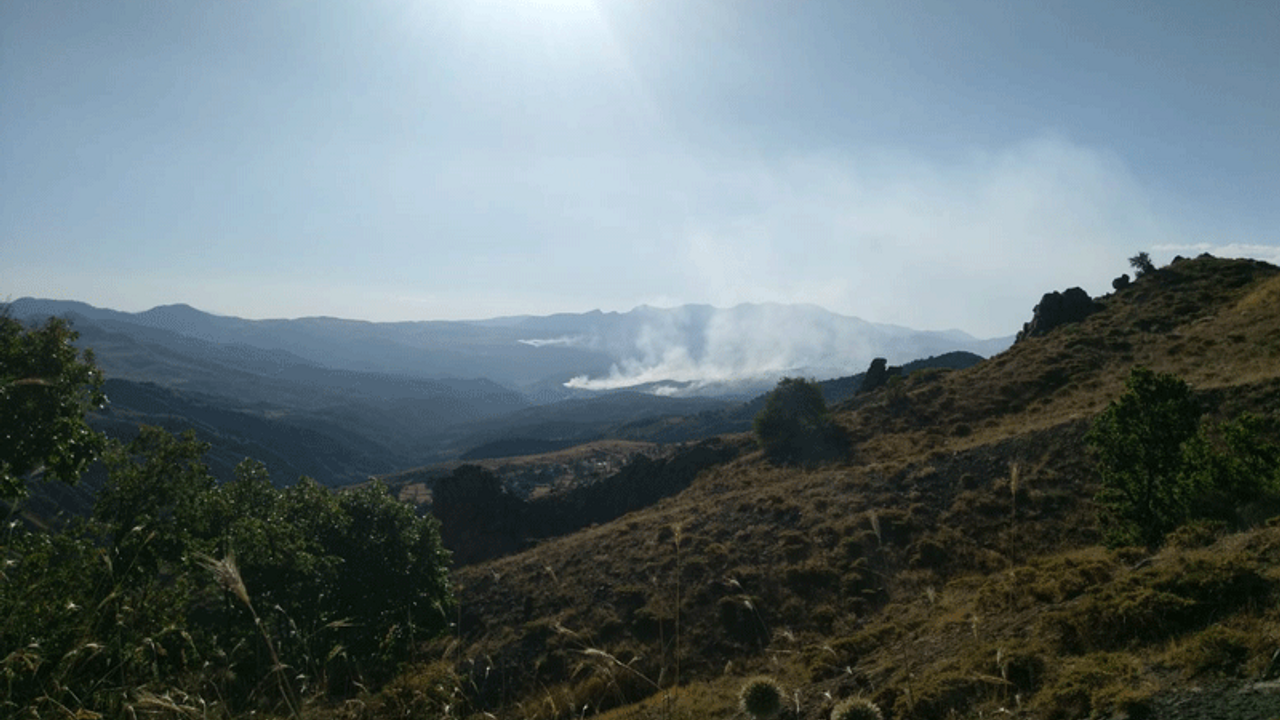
337 255 1280 720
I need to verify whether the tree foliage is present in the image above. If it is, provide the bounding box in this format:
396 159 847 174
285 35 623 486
1128 251 1156 277
1 313 106 502
97 426 216 575
1179 413 1280 526
1087 367 1200 547
754 377 846 466
1087 366 1280 547
4 429 454 714
0 310 454 714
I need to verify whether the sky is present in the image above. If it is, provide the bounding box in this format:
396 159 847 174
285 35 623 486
2 0 1278 339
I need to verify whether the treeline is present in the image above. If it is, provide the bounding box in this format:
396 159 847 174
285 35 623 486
432 436 744 565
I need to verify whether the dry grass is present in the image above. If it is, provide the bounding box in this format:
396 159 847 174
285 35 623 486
331 255 1280 719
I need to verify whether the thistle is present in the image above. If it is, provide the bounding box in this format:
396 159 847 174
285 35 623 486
740 676 784 719
831 697 883 720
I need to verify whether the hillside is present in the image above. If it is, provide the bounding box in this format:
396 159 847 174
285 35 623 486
397 255 1280 720
7 300 1008 476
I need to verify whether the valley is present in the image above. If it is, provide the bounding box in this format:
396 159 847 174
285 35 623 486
5 255 1280 719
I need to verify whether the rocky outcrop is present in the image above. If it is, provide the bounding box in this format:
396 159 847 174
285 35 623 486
859 357 902 393
1016 287 1102 343
1112 274 1131 291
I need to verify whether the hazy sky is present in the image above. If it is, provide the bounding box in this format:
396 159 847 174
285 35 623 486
3 1 1277 337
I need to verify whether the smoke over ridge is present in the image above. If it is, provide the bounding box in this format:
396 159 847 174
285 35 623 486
519 304 1008 394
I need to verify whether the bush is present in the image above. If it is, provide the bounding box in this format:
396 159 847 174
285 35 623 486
1086 367 1201 547
3 425 453 716
1088 367 1280 547
1179 413 1280 526
754 377 846 465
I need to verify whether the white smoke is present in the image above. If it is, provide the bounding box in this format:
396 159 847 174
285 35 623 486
557 303 975 392
517 335 592 348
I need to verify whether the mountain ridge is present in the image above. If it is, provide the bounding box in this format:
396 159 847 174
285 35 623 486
423 254 1280 720
8 297 1012 397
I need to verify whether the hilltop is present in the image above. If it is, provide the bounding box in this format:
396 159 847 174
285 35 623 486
388 255 1280 720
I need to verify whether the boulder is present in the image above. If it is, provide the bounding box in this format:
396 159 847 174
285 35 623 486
859 357 902 393
1112 274 1130 291
1016 287 1102 343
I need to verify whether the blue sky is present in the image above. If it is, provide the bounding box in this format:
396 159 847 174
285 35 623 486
2 0 1277 337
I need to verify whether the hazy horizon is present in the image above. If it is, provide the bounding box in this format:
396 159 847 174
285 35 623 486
4 1 1278 338
7 293 1013 339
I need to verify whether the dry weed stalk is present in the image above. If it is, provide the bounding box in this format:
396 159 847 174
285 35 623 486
672 522 682 696
1009 461 1022 517
197 551 300 719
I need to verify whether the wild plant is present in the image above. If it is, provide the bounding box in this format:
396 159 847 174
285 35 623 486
672 522 682 694
739 675 784 719
830 696 883 720
1009 461 1022 517
200 550 301 718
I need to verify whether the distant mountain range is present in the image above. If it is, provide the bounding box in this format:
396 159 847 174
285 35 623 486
7 298 1011 484
9 298 1010 396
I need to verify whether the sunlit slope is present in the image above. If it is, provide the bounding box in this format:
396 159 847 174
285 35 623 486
429 255 1280 719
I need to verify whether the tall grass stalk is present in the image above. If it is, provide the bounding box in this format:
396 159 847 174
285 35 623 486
1009 461 1022 518
199 551 300 719
673 522 682 696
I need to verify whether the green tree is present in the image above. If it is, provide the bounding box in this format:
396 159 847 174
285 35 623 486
96 425 216 576
1 313 106 502
1086 367 1201 547
1179 412 1280 526
754 377 846 466
326 481 452 672
1128 251 1156 277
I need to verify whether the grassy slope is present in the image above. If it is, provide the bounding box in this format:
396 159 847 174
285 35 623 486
350 256 1280 720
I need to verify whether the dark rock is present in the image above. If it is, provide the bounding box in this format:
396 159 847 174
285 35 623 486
859 358 902 393
1016 287 1102 343
1112 274 1131 291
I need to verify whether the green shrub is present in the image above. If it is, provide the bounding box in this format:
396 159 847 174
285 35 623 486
1088 367 1280 547
754 377 847 466
1087 366 1201 547
2 423 453 716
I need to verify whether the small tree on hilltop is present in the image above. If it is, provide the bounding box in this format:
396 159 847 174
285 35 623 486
1129 251 1156 277
754 377 846 466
